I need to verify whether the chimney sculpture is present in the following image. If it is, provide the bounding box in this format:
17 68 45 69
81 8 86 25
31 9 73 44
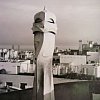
32 8 57 100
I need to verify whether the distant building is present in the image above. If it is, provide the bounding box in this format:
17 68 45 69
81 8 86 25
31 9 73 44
82 41 100 52
0 60 35 74
79 40 82 55
87 52 100 64
53 55 86 75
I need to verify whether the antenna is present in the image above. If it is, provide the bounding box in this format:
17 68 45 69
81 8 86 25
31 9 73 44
44 6 45 10
42 0 46 10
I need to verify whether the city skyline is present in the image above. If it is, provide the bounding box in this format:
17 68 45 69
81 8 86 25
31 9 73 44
0 0 100 49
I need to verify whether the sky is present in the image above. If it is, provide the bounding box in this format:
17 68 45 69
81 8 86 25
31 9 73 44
0 0 100 49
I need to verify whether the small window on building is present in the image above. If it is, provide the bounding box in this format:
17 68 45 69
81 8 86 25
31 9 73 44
91 61 95 63
6 82 13 86
30 60 33 64
20 83 27 89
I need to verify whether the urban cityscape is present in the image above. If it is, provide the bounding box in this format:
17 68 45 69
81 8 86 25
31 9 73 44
0 40 100 100
0 40 100 79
